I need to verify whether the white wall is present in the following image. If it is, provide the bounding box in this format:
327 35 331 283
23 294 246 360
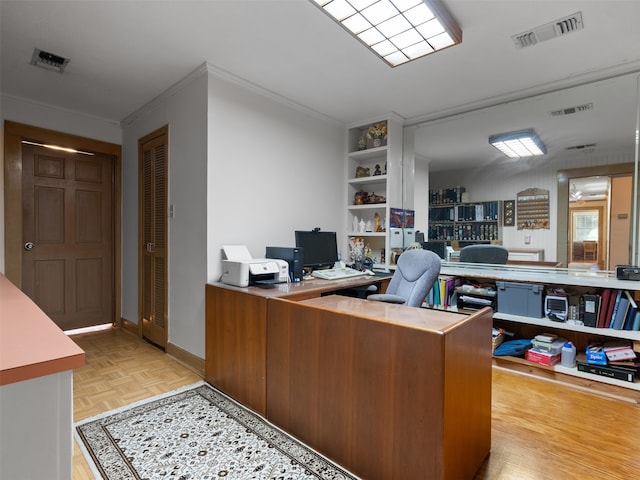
0 94 123 274
206 70 345 285
428 151 637 262
122 64 344 358
121 69 208 358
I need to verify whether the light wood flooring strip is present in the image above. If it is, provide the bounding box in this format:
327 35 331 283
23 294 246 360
71 328 638 480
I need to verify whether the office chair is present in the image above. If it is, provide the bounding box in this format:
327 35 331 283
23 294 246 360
459 244 509 264
367 249 441 307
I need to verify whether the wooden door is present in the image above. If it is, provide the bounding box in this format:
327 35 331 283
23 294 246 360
139 127 168 348
21 144 114 330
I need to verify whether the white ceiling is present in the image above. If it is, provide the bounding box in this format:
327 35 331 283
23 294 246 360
3 1 640 172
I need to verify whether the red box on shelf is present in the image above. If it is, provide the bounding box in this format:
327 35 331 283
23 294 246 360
525 349 561 366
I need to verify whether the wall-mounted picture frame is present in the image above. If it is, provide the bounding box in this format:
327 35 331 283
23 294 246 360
503 200 515 226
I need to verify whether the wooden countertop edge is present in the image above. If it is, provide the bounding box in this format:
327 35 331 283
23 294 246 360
0 274 86 387
290 295 490 334
0 352 85 386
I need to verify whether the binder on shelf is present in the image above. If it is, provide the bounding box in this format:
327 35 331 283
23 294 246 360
597 289 613 328
611 296 630 330
623 291 638 330
582 293 600 327
426 275 460 309
608 290 623 328
633 310 640 331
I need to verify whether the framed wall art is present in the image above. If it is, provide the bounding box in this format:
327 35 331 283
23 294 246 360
503 200 515 226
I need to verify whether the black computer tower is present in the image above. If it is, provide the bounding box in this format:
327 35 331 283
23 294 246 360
265 246 304 282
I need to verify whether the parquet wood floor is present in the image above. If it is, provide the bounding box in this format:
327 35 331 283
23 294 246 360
71 328 639 480
71 328 200 479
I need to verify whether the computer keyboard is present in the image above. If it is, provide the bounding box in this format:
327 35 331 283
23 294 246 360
311 267 368 280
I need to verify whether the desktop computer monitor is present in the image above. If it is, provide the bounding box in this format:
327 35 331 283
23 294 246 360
422 241 447 260
295 230 338 270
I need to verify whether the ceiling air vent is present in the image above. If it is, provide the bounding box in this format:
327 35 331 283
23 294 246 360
512 12 584 49
549 103 593 117
566 144 596 153
30 48 70 73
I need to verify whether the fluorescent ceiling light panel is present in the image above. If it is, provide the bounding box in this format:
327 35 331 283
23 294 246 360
311 0 462 67
489 130 547 158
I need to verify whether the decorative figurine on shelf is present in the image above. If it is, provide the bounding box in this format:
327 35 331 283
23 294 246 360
374 212 382 232
355 166 370 178
352 215 359 233
357 136 366 150
359 219 366 233
373 164 382 176
367 192 385 204
354 190 369 205
365 220 373 232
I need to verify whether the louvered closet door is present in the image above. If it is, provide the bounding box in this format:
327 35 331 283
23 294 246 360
139 127 168 348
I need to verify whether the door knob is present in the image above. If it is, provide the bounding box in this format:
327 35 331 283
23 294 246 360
24 242 34 251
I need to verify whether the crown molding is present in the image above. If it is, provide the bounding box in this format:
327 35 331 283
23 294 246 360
122 62 341 127
2 92 121 127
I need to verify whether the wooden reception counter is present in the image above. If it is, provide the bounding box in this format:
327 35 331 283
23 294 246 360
205 280 492 480
205 275 392 414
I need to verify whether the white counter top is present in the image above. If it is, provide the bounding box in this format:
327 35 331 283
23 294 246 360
440 263 640 290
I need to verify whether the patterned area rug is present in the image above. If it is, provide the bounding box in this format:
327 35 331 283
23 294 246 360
75 382 359 480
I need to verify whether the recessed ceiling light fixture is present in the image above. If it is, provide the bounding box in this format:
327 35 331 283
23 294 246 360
489 130 547 158
310 0 462 67
30 48 70 73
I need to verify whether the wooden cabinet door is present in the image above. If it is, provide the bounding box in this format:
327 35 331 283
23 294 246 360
139 127 168 347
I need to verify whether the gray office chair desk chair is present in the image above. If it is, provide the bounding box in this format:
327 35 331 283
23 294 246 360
459 244 509 264
367 249 441 307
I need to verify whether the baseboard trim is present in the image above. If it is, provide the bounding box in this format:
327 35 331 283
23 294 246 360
121 317 139 336
120 317 203 377
167 342 205 378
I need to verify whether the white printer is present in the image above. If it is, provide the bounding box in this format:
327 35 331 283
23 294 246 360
221 245 288 287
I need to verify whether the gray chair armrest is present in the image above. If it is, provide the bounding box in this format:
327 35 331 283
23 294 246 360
367 293 406 304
